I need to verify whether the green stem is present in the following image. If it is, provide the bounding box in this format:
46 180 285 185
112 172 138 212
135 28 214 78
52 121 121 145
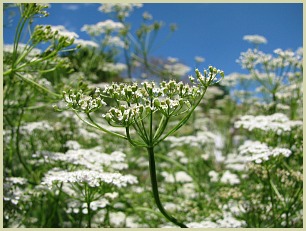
15 73 61 98
86 113 127 140
15 95 32 174
155 87 207 146
125 126 147 147
147 147 187 228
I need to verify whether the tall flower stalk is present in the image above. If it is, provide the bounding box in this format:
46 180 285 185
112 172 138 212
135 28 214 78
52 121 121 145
63 66 224 227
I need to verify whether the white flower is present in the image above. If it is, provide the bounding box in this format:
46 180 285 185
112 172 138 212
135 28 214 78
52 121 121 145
90 198 110 210
99 3 143 18
34 148 128 171
41 168 138 189
175 171 193 182
109 211 126 227
177 183 196 198
234 113 302 135
216 211 246 227
208 170 219 182
166 131 216 148
237 140 292 164
103 35 125 48
186 221 219 228
81 20 124 36
162 171 193 183
20 121 53 134
5 177 27 185
64 140 81 150
126 216 141 228
164 202 178 212
243 34 267 45
220 170 240 185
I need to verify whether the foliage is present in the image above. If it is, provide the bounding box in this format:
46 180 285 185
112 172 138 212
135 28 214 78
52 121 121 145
3 3 303 228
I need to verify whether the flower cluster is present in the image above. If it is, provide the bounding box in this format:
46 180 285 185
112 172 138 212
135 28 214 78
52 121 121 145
62 67 224 148
63 88 106 113
98 3 143 20
19 3 50 19
41 168 138 189
66 198 111 214
103 35 125 48
166 131 216 148
234 113 302 135
31 25 77 48
33 147 128 171
81 20 124 36
237 140 292 164
20 121 53 134
237 47 303 71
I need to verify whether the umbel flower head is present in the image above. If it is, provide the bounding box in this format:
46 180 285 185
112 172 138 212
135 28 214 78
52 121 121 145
63 66 223 147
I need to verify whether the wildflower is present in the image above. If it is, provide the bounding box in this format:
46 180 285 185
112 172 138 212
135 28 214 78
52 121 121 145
234 113 302 135
64 140 81 150
20 121 53 134
109 211 126 227
98 3 143 19
220 170 240 185
41 168 138 189
208 170 219 182
238 140 292 164
103 35 125 48
63 88 107 113
34 148 129 171
62 67 223 228
5 177 28 185
81 20 124 36
162 171 193 183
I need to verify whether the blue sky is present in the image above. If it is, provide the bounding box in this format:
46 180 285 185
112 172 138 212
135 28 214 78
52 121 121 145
4 3 303 76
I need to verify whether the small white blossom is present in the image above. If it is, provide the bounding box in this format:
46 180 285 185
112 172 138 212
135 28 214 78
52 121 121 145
109 211 126 227
20 121 53 134
41 168 138 189
237 140 292 164
81 20 124 36
234 113 302 135
99 3 143 18
208 170 219 182
220 170 240 185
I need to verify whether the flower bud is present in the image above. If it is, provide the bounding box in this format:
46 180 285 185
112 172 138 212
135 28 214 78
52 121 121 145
154 98 161 107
